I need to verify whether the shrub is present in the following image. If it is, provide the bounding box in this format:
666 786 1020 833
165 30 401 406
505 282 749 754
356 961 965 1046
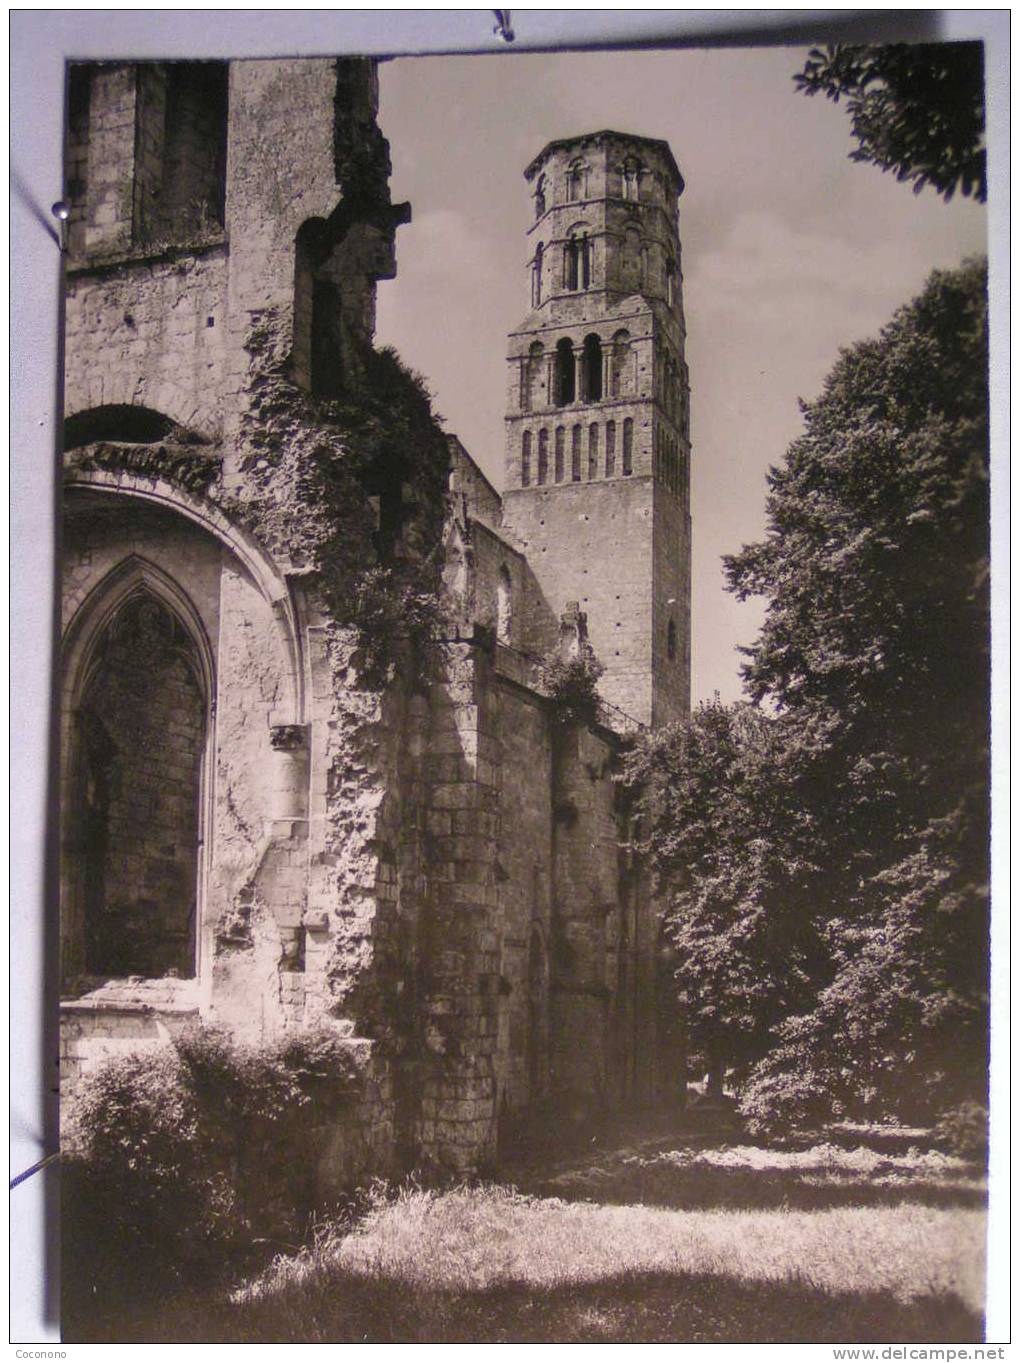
933 1101 989 1160
64 1024 362 1301
540 650 605 729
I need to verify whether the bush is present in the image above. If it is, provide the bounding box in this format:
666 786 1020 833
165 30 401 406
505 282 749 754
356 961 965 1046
540 650 605 729
64 1025 362 1303
933 1101 989 1160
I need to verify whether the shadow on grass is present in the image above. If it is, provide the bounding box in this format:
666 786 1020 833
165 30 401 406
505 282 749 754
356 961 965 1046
64 1263 984 1345
521 1161 987 1213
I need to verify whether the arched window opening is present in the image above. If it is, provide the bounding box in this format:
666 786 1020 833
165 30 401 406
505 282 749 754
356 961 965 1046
534 174 546 219
667 617 677 661
521 431 532 487
571 425 582 481
565 159 585 202
582 333 603 401
622 418 634 476
554 427 565 483
537 429 549 484
526 341 545 410
563 229 590 292
605 421 617 477
610 331 633 398
531 242 544 308
555 338 575 406
588 424 600 480
497 565 513 644
581 233 591 288
72 590 206 979
621 157 641 201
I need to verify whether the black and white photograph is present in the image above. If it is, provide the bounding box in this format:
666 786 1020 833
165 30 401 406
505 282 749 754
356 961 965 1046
9 10 1004 1349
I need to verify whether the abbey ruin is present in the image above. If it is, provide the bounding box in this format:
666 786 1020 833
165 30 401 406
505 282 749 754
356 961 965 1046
59 56 692 1183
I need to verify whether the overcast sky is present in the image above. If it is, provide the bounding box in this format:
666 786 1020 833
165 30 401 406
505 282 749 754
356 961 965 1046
373 46 987 704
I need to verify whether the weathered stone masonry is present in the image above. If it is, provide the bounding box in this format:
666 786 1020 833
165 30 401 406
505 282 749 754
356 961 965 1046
59 59 689 1183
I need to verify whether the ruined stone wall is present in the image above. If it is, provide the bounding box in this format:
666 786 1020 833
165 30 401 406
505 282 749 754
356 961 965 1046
63 248 229 436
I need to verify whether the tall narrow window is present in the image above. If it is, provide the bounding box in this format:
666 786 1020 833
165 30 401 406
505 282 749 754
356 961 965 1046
563 236 579 291
555 338 575 406
610 331 633 398
571 425 582 481
531 242 544 308
521 431 532 487
581 233 591 288
588 424 599 480
621 158 640 201
554 427 565 483
622 418 633 475
605 421 616 477
565 159 584 201
582 334 603 401
666 261 676 307
667 618 677 661
526 340 544 410
537 428 549 484
73 591 206 979
534 174 546 219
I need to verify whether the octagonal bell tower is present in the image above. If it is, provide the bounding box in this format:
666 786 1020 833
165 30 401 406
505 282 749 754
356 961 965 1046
501 131 691 728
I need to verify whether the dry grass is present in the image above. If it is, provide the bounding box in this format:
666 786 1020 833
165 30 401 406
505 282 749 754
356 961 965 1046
241 1181 984 1311
64 1138 988 1344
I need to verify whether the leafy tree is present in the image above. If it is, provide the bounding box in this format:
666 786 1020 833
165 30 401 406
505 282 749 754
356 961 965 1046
726 259 990 1127
795 42 987 202
625 701 828 1097
631 261 990 1130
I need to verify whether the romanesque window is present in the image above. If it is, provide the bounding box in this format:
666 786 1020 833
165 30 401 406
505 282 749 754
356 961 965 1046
521 430 532 486
571 425 582 481
667 617 677 661
537 428 549 484
588 423 599 480
534 174 546 219
582 333 603 401
554 426 565 483
497 565 513 644
565 158 586 202
622 417 634 475
610 330 633 398
71 589 207 980
621 157 641 201
555 337 575 406
605 420 616 477
526 340 545 410
563 231 590 291
531 242 544 308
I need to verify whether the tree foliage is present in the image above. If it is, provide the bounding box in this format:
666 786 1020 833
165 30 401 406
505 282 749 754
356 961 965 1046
632 261 990 1131
795 42 987 202
624 701 827 1088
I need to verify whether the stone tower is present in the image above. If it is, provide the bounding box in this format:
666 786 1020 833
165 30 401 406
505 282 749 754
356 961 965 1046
501 130 691 728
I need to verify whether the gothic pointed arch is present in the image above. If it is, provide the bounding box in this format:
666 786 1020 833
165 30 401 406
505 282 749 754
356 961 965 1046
61 557 216 985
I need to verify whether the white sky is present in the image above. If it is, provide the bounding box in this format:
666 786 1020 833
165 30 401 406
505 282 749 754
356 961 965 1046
374 46 987 704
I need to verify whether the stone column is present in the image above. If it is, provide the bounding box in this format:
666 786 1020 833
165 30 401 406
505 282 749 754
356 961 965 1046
268 722 309 832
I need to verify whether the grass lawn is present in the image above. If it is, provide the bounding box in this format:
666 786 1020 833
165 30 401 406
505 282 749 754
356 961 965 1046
67 1128 986 1344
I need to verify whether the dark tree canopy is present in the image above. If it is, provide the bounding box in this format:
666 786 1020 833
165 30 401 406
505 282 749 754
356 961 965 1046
795 42 987 202
631 260 991 1131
